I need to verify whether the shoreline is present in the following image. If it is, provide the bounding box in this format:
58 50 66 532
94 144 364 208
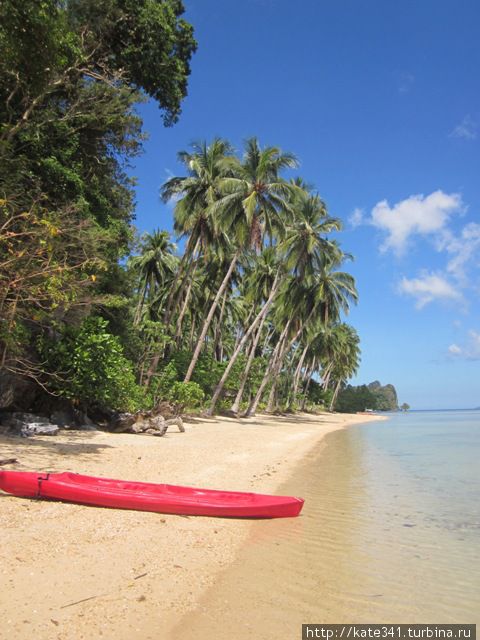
0 411 385 640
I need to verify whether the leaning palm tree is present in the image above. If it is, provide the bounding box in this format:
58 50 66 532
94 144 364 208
326 324 361 410
243 248 358 417
144 140 233 385
183 138 298 383
206 247 285 414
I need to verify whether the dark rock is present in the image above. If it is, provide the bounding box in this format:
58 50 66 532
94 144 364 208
0 415 25 432
12 412 51 424
0 372 37 410
50 410 74 428
108 412 136 432
76 412 95 427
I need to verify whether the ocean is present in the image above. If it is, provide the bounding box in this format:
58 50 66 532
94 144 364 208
174 410 480 639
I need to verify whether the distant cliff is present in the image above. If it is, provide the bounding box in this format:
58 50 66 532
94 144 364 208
335 380 399 412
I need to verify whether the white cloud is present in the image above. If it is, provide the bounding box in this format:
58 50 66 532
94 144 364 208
449 115 478 140
448 343 462 355
398 271 463 309
448 330 480 360
436 222 480 284
370 190 464 255
349 207 364 228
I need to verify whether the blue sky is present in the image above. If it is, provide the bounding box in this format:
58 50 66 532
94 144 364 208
130 0 480 409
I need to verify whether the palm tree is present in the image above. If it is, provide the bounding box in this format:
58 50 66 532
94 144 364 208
206 249 284 415
144 140 233 385
326 324 361 410
229 247 282 414
129 230 177 326
183 138 297 382
281 190 342 279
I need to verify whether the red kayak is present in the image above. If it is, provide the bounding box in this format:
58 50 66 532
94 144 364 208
0 470 304 518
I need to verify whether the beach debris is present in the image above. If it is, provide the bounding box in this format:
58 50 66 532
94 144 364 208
165 416 185 432
0 458 18 466
60 593 106 609
134 572 148 580
107 411 184 436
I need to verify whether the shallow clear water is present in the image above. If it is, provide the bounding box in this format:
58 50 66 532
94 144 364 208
174 411 480 639
358 410 480 541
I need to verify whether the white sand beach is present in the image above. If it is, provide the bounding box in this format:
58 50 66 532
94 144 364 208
0 412 383 640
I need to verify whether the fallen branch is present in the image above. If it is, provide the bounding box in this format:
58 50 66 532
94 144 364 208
60 593 106 609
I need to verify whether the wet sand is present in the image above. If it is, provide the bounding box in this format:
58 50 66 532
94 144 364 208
0 411 381 640
172 420 479 640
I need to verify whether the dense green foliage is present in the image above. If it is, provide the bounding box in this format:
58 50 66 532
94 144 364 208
0 0 196 398
335 385 378 413
335 380 402 413
1 6 372 418
39 317 145 411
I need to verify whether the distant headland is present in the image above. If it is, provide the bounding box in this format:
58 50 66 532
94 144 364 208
335 380 408 413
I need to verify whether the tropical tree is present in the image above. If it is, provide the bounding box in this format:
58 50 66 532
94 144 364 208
129 230 177 326
183 138 298 382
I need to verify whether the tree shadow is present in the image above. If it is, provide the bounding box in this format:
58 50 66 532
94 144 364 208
0 431 113 472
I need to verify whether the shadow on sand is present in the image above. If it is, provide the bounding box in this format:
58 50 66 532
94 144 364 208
0 430 113 472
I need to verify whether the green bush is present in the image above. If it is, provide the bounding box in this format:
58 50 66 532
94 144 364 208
39 316 145 412
169 381 204 412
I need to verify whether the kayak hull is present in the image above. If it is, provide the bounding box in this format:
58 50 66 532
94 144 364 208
0 471 304 518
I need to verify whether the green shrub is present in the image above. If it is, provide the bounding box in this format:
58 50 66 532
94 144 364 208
169 381 204 412
39 316 145 412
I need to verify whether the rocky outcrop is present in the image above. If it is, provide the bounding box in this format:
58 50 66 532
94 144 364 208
0 413 59 437
0 371 38 410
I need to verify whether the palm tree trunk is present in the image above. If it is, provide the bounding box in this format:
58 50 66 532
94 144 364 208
233 306 255 353
243 321 291 417
246 310 314 417
184 250 240 382
163 236 200 325
213 292 227 360
301 357 316 410
291 343 309 408
230 313 267 414
206 271 280 415
330 378 343 411
133 285 148 326
265 331 292 412
174 275 195 345
322 362 334 390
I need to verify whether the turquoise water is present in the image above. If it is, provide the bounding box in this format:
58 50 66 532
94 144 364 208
174 411 480 638
360 410 480 541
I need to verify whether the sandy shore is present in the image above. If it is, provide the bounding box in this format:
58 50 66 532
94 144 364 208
0 411 383 640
